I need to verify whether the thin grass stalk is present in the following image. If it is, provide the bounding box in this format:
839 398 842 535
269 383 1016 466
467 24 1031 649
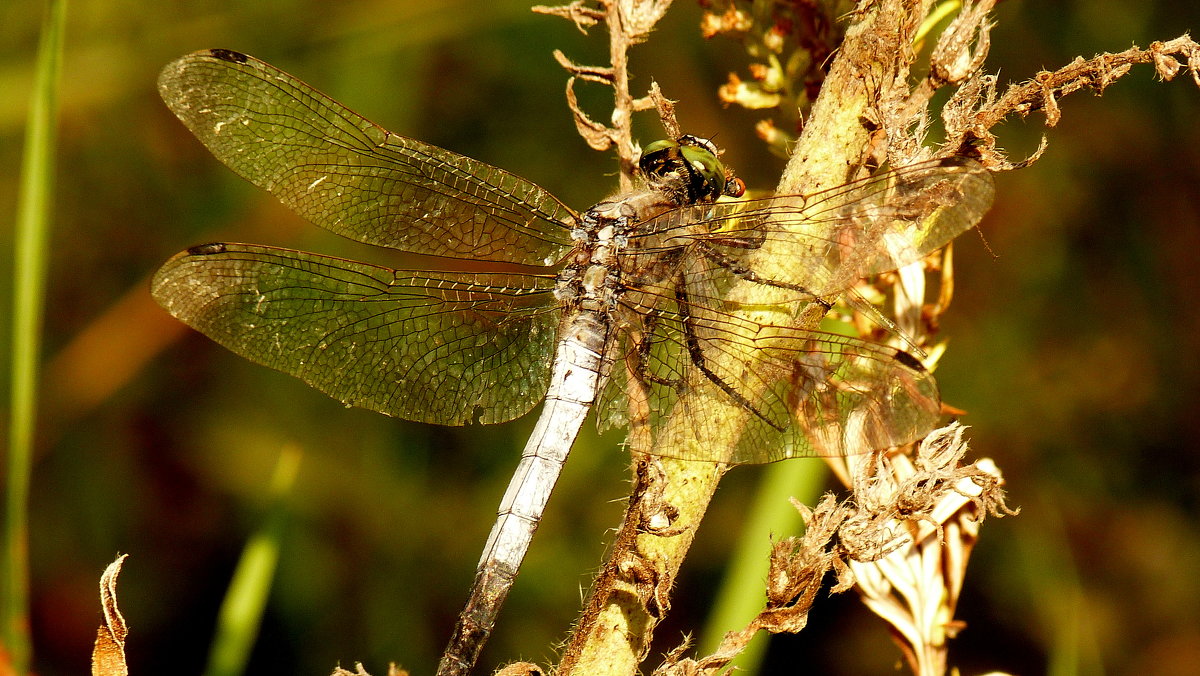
3 0 67 671
202 446 301 676
1023 495 1097 676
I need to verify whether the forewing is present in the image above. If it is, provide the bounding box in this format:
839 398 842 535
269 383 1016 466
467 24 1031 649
158 49 576 265
637 158 994 297
152 244 560 425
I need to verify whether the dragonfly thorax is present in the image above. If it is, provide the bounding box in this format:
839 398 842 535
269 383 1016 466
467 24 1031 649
561 203 633 314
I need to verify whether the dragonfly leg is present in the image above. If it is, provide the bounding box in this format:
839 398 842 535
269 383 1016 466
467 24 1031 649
673 281 785 432
692 238 825 298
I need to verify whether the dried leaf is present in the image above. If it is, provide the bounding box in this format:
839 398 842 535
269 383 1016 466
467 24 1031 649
329 663 408 676
494 662 544 676
564 76 613 151
532 1 603 34
91 555 129 676
929 0 995 85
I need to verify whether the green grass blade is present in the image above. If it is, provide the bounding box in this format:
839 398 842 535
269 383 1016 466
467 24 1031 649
915 0 962 45
698 460 827 672
4 0 68 670
1025 494 1100 676
203 447 302 676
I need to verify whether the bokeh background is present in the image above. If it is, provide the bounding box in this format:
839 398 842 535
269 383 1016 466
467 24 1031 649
2 1 1199 674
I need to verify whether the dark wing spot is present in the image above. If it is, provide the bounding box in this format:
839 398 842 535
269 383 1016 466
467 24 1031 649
892 350 927 372
187 243 228 256
208 49 249 64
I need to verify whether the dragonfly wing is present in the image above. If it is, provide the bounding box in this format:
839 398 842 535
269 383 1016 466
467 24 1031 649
158 50 576 266
600 280 939 463
639 158 994 298
798 157 994 292
152 244 560 425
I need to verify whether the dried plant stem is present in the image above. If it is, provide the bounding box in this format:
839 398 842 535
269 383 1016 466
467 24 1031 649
776 0 932 193
989 36 1200 122
565 1 944 674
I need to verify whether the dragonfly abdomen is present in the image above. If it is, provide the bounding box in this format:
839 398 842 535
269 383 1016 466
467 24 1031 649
439 306 612 675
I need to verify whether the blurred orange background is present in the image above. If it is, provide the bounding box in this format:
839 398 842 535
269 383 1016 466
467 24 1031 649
2 1 1199 674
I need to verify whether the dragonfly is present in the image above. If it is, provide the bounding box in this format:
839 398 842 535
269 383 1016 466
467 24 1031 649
153 49 993 676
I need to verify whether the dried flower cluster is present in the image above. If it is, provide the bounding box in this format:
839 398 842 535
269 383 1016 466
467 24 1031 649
651 425 1013 676
703 0 855 155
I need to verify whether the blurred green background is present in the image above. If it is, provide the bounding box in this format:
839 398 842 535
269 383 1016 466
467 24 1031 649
2 1 1199 675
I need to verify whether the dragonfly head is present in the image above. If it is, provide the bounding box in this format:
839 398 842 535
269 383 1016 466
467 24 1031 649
639 135 743 204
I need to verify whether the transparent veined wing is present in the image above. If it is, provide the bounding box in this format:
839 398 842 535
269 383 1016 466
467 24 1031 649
158 49 577 266
597 255 940 464
637 157 994 298
152 243 562 425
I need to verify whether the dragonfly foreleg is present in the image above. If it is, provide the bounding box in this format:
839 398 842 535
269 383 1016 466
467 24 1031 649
691 238 828 301
673 280 785 433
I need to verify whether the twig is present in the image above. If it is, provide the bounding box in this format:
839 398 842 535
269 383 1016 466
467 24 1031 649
536 0 676 190
957 34 1200 168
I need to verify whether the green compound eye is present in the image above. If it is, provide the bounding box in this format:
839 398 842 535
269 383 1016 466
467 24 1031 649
638 138 684 184
680 143 726 199
640 138 676 158
638 135 736 203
